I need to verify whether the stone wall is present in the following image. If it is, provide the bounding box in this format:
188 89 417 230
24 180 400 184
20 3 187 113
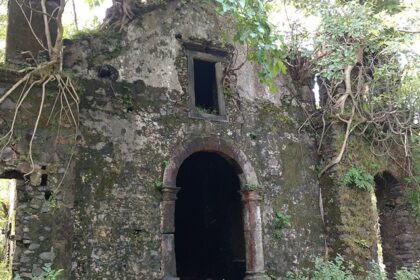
376 174 420 277
319 125 420 275
5 0 418 279
0 1 326 279
0 70 75 279
2 0 420 278
68 3 325 278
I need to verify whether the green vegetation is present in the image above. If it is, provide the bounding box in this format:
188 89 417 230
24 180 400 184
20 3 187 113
341 167 375 192
214 0 287 92
395 265 420 280
243 182 261 191
13 264 63 280
196 106 218 115
273 211 291 238
121 94 134 109
215 0 419 184
287 256 355 280
405 135 420 216
0 0 7 63
154 180 163 191
286 256 420 280
404 189 420 217
0 179 11 279
85 0 105 8
0 262 11 280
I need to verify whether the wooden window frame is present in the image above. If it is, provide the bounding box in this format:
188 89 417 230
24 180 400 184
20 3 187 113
186 50 228 122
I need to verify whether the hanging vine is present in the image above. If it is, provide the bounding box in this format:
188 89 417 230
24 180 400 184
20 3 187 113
0 0 79 178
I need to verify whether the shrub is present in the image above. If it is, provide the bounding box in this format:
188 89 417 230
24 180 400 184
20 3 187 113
404 188 420 217
342 167 374 192
395 263 420 280
0 262 11 280
287 255 355 280
13 264 63 280
274 211 291 238
286 257 420 280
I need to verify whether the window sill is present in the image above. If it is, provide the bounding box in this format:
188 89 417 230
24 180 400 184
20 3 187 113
188 110 228 122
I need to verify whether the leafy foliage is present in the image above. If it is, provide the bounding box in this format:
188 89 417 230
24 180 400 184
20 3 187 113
287 255 355 280
212 0 418 181
0 0 7 63
13 264 63 280
314 2 389 81
404 134 420 216
285 0 402 14
342 167 375 192
404 188 420 217
274 211 291 238
214 0 287 92
0 180 10 278
243 182 261 191
286 256 420 280
395 263 420 280
0 262 11 280
85 0 105 8
306 2 418 178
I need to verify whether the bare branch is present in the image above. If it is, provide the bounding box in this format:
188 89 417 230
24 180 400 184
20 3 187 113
319 104 356 178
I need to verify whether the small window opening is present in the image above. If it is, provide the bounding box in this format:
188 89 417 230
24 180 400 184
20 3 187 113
40 174 48 186
194 59 219 115
44 190 53 201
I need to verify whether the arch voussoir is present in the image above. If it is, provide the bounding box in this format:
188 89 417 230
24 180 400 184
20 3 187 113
160 136 265 279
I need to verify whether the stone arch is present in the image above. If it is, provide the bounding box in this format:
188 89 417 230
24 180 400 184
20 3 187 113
162 136 258 190
374 171 417 277
160 136 265 280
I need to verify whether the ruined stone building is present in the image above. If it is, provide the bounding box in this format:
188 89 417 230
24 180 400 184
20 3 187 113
0 1 419 279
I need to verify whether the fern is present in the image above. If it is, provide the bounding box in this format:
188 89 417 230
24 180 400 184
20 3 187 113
342 167 374 192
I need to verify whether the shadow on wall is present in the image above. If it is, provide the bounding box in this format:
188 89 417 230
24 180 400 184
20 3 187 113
374 171 416 278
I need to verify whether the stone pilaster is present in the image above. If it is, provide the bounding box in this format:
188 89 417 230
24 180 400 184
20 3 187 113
240 190 266 280
161 187 180 279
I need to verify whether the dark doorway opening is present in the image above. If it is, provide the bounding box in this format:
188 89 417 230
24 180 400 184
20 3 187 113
175 152 246 280
193 60 219 114
375 172 404 278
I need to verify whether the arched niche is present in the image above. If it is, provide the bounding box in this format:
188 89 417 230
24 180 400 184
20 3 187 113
160 137 265 280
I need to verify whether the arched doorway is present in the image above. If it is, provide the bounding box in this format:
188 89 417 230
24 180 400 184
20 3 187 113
160 137 265 280
175 152 246 279
375 171 409 277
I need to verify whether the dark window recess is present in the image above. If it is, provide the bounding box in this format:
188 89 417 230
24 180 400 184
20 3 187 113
40 174 48 186
44 190 53 201
194 59 219 114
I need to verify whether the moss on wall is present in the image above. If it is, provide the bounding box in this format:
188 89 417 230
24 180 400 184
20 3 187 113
320 126 420 275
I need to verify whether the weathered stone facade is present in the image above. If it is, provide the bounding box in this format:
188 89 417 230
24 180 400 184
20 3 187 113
318 126 420 275
0 1 418 279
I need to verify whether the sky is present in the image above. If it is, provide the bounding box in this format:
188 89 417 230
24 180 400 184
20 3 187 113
0 1 418 59
0 0 112 50
63 0 113 30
